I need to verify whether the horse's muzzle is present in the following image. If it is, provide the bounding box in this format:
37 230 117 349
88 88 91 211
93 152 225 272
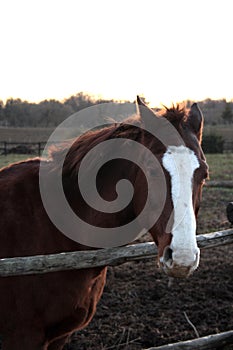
159 246 200 278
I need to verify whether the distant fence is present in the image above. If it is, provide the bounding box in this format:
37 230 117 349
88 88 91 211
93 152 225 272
0 140 233 156
207 180 233 188
0 141 47 156
224 140 233 152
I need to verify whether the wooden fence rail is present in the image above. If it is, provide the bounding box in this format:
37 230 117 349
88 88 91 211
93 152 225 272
144 329 233 350
0 229 232 277
0 141 64 156
0 141 46 156
207 180 233 188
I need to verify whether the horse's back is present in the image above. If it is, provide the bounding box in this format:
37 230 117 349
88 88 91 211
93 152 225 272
0 160 42 257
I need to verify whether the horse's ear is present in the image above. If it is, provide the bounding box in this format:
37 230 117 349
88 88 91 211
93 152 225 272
137 95 147 107
187 103 204 143
136 95 156 126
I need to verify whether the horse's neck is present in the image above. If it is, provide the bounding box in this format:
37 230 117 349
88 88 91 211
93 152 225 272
63 159 137 228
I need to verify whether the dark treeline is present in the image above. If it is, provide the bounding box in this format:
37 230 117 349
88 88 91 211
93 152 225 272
0 92 123 128
0 92 232 127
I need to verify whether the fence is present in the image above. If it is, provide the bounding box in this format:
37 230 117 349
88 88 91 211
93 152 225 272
0 228 232 277
0 141 47 156
224 140 233 152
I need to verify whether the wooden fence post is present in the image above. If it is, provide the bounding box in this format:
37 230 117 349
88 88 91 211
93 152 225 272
38 142 41 156
227 202 233 224
4 141 7 156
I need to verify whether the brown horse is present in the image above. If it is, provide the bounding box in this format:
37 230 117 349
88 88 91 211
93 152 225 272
0 97 208 349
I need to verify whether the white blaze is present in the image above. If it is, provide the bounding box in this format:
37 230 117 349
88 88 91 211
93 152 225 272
162 145 200 267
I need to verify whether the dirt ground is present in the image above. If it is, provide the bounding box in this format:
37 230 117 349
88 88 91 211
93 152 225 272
64 187 233 350
65 245 233 350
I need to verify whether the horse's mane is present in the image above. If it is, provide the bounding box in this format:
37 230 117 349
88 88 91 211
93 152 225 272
159 104 186 123
49 105 187 176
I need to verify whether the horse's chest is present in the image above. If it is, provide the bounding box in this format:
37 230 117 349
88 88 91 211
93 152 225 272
50 268 107 342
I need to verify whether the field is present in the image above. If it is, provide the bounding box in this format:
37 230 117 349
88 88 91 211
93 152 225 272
204 124 233 143
0 127 77 144
206 154 233 181
0 152 233 349
0 127 54 142
0 124 232 142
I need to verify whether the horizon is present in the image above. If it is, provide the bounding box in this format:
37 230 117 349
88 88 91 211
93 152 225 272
1 0 233 108
1 91 233 110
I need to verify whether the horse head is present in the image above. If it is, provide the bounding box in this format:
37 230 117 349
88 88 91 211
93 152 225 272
134 97 208 278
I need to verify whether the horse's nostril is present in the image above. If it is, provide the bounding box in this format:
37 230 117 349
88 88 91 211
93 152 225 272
160 246 200 278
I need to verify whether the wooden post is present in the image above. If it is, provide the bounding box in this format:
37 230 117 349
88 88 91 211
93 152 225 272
4 141 7 156
226 202 233 224
38 142 41 156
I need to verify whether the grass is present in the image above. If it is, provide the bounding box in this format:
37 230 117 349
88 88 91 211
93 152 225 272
0 154 34 168
0 127 54 142
206 153 233 181
197 153 233 234
0 127 76 143
204 124 233 142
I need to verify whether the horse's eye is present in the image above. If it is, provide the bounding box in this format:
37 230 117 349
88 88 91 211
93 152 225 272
203 170 209 181
201 171 209 185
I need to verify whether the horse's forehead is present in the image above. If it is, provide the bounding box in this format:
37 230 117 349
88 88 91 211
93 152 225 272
162 145 200 177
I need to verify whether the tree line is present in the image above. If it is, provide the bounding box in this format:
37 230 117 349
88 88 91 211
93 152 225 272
0 93 232 127
0 93 121 128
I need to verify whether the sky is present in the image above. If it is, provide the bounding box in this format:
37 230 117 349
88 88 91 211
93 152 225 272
1 0 233 107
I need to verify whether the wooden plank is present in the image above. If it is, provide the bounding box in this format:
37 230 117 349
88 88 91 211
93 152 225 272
206 180 233 188
144 330 233 350
0 242 157 277
0 229 232 277
196 228 233 249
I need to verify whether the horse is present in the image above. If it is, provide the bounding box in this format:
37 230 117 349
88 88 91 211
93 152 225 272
0 97 208 349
